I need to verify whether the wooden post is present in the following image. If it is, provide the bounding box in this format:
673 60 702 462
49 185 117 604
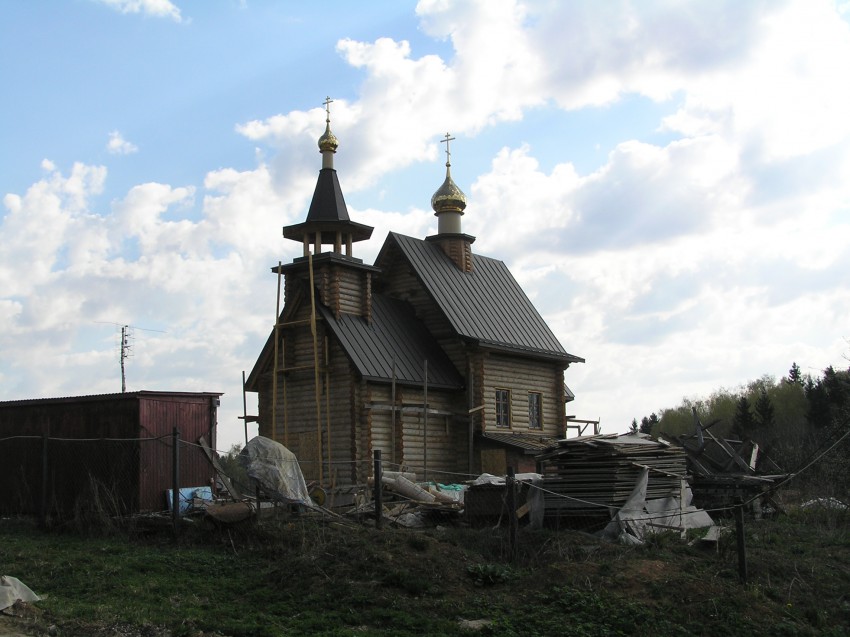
467 361 474 475
40 432 48 529
506 466 517 563
272 261 282 443
172 427 180 538
309 252 323 483
374 449 383 530
242 370 249 446
423 359 428 483
735 498 747 584
391 359 396 464
325 335 333 486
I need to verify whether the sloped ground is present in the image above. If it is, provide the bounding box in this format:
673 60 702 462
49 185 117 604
0 505 848 636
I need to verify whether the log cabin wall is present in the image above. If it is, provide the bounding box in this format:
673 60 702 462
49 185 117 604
314 264 369 319
354 379 371 483
394 386 469 482
479 353 566 438
256 301 361 485
324 333 359 486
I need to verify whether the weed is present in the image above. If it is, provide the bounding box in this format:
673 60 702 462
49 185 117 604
467 563 513 587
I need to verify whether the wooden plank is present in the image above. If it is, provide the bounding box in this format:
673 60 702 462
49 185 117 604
198 435 242 499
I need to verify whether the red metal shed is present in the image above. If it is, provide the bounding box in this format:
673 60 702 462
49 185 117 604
0 391 221 515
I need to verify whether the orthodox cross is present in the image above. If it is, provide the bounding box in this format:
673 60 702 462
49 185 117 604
323 96 334 123
441 132 455 166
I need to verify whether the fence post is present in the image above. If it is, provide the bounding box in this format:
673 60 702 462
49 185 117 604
735 498 747 584
172 427 180 538
40 433 49 529
374 449 383 529
506 466 517 563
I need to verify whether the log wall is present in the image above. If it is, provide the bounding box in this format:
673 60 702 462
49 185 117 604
256 301 361 486
315 264 369 319
479 353 566 439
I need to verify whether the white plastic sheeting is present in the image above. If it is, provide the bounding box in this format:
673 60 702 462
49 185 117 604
599 467 715 545
0 576 39 611
239 436 311 506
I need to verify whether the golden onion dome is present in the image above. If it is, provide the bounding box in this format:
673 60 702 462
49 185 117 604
431 165 467 213
318 121 339 153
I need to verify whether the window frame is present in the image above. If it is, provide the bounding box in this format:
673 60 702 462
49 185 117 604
528 391 543 429
495 388 512 428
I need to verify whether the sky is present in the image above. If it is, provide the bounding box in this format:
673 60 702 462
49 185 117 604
2 0 849 454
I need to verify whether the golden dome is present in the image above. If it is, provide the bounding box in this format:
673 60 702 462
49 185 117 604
318 96 339 153
318 121 338 153
431 165 467 213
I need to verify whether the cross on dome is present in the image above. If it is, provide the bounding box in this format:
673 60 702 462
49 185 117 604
441 132 455 167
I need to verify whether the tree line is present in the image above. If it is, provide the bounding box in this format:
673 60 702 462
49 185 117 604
631 363 850 497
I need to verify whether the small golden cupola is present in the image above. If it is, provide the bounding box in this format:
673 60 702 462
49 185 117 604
426 132 475 272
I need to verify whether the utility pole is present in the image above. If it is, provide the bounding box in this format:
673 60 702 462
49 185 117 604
96 322 165 393
120 325 131 393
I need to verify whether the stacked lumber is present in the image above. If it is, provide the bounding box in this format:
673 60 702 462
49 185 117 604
537 434 688 528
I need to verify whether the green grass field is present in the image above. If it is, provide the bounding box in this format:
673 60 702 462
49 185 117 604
1 506 848 636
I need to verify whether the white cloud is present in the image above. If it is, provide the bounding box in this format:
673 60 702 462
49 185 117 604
107 131 139 155
96 0 183 22
5 0 850 448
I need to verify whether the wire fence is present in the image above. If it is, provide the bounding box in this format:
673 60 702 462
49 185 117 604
0 432 211 525
4 424 846 537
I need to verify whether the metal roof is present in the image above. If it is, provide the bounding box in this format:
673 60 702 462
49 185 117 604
0 391 223 407
378 233 584 363
480 431 561 454
319 295 464 390
283 168 373 243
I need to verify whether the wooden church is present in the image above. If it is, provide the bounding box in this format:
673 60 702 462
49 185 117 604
246 102 583 487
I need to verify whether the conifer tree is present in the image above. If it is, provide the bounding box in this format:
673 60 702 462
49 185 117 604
755 388 775 429
733 396 756 439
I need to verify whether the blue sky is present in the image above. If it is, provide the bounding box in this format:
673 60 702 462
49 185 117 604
2 0 849 453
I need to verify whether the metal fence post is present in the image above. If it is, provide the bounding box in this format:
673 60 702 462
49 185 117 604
172 427 180 537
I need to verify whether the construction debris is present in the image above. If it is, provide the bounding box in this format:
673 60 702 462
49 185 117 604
669 409 786 514
598 467 714 545
537 434 689 529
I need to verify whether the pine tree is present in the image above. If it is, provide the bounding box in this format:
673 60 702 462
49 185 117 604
629 418 638 434
754 388 775 429
733 396 756 439
786 362 803 385
639 412 659 435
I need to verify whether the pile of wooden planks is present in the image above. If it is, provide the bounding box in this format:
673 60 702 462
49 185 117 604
537 434 688 528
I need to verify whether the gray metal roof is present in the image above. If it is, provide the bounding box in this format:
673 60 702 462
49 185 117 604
480 431 561 454
319 294 464 390
283 169 373 243
0 391 223 407
379 233 584 363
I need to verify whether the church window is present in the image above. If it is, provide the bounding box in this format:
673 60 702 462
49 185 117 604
528 392 542 429
495 389 511 428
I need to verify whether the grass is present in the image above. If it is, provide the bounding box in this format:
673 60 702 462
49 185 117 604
1 506 848 636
